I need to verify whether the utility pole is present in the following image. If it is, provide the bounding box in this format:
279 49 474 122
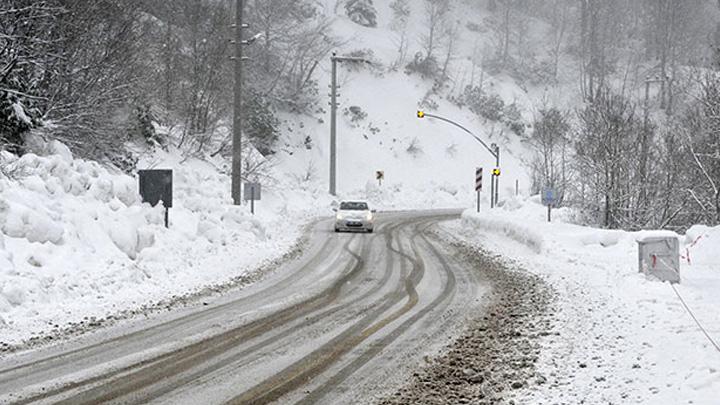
639 75 664 219
329 56 338 196
231 0 245 205
328 53 371 196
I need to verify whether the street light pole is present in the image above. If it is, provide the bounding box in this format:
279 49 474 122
494 144 500 207
329 57 338 196
231 0 245 205
417 111 502 207
328 53 371 196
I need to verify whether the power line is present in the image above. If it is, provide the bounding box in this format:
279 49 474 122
670 283 720 353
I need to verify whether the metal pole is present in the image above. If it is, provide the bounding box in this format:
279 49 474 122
515 179 518 196
329 56 338 196
231 0 244 205
251 185 255 215
547 204 551 222
477 190 480 213
494 147 500 207
329 57 338 195
490 174 494 209
164 208 169 228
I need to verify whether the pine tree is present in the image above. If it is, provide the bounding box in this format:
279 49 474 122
345 0 378 28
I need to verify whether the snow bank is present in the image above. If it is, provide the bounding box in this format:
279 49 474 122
445 195 720 405
0 143 331 345
461 210 544 253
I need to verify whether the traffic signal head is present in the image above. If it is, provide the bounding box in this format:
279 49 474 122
417 110 425 118
492 168 501 176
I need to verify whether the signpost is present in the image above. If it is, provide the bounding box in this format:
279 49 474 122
243 182 261 215
138 169 172 228
376 170 384 186
475 167 483 212
541 187 556 222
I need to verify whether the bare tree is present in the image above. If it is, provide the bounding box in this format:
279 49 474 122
421 0 450 60
389 0 411 71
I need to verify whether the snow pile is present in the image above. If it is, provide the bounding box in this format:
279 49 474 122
0 145 331 345
445 195 720 405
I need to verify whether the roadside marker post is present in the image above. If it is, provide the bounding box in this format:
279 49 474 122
243 182 261 215
376 170 384 186
475 167 483 212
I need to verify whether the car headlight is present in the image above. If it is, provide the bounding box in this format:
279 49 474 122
336 213 345 220
366 212 373 221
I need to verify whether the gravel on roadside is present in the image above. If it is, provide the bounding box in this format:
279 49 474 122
379 235 558 405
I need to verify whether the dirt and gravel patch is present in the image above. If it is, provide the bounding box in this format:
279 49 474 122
379 236 558 405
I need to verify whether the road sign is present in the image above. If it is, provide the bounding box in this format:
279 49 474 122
492 168 501 176
139 169 172 228
376 170 384 186
244 182 261 200
475 168 483 192
541 188 556 206
475 167 483 213
244 182 261 215
542 187 556 222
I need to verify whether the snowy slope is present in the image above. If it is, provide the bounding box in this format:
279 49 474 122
276 0 543 208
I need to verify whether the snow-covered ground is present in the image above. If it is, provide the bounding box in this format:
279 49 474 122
443 196 720 404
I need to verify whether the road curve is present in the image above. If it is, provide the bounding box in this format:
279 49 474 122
0 210 488 404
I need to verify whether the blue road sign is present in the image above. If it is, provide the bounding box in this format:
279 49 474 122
542 188 556 206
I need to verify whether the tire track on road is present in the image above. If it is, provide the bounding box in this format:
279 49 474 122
112 221 409 404
296 219 459 404
225 216 454 405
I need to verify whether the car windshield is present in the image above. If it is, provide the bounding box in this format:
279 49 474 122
340 202 368 211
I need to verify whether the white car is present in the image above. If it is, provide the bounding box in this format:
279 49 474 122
334 201 375 233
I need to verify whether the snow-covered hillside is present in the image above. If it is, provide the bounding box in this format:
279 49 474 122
277 0 545 205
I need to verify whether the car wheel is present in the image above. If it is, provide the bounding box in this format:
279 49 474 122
367 228 374 233
334 227 340 233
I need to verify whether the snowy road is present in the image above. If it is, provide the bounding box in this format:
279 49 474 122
0 210 488 404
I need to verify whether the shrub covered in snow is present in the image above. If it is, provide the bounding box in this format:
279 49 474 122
460 85 505 122
345 0 378 28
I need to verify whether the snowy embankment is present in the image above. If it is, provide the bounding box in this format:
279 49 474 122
442 196 720 404
0 143 333 347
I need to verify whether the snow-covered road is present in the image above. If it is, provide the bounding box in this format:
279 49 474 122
0 211 490 404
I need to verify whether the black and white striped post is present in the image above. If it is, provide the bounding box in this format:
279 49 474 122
475 167 483 212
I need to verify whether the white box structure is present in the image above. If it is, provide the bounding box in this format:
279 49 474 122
637 236 680 284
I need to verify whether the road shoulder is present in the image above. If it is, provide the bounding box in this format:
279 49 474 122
379 225 557 404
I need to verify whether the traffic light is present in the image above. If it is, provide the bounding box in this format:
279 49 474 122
417 110 425 118
492 168 501 176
